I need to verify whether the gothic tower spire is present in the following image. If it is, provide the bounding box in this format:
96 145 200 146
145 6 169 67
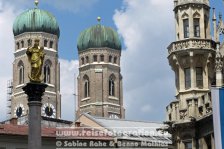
166 0 216 148
212 8 219 42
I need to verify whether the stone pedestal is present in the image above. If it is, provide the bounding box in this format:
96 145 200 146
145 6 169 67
23 82 47 149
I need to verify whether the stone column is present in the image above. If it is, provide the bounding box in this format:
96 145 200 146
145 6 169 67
202 137 208 149
176 139 180 149
192 137 196 149
189 8 193 38
215 45 223 87
180 141 185 149
190 52 195 89
23 82 47 149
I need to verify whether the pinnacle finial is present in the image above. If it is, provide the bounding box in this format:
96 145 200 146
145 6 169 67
219 12 222 20
97 17 101 24
213 8 216 21
35 0 39 7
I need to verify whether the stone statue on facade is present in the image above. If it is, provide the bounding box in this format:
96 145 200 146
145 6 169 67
215 50 223 72
26 39 45 83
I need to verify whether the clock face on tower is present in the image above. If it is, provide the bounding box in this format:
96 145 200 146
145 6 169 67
14 104 25 117
42 103 56 118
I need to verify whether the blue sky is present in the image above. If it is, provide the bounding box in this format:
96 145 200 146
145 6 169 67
40 0 124 60
39 0 224 60
0 0 223 122
211 0 223 13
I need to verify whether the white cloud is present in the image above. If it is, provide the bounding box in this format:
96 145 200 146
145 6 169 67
114 0 175 121
141 104 151 113
0 0 31 10
59 59 79 121
0 3 17 121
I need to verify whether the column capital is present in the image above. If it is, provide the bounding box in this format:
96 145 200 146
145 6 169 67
23 82 48 102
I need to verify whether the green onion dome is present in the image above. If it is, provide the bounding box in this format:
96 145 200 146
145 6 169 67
77 24 121 51
13 8 60 37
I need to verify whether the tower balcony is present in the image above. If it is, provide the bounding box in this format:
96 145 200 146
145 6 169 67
168 39 216 56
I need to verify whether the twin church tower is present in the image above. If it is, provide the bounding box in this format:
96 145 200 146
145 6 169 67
9 2 125 119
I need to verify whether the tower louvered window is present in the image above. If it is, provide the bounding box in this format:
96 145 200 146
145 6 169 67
19 65 24 84
84 80 90 98
109 78 115 96
44 64 51 84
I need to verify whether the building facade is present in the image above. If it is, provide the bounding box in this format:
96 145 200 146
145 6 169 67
75 19 125 119
10 5 61 119
165 0 224 149
75 113 172 148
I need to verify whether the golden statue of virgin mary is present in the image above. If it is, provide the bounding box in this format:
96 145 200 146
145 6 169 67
26 39 45 83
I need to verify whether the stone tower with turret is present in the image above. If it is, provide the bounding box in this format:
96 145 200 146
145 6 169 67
11 2 61 119
166 0 217 148
75 18 125 119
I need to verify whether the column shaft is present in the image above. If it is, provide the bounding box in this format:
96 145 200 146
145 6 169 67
28 101 42 149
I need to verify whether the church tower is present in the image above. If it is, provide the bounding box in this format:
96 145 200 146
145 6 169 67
166 0 216 148
75 18 125 119
11 1 61 119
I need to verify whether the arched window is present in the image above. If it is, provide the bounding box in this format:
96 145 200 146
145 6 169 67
86 56 89 63
183 19 189 38
194 18 200 37
21 41 24 48
100 55 104 62
44 60 52 84
18 61 24 84
83 75 90 98
44 40 48 47
184 68 191 89
28 39 32 47
182 12 189 39
114 57 117 64
93 55 97 62
109 56 112 63
109 76 115 96
17 42 20 49
44 65 51 83
81 57 85 65
50 41 53 48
